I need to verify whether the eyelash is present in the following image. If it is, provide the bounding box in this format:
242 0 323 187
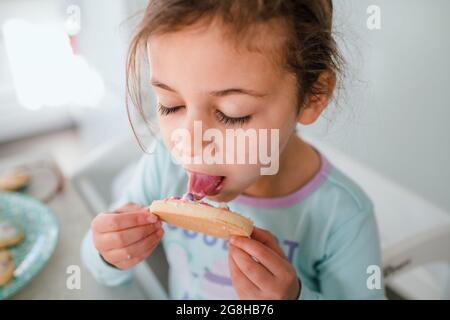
157 103 182 116
214 110 251 126
157 103 252 126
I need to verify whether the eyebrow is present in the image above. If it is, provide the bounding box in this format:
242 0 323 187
151 79 267 98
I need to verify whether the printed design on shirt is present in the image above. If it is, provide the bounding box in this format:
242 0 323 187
165 240 194 298
200 259 237 299
165 223 300 299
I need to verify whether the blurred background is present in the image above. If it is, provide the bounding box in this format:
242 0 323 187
0 0 448 300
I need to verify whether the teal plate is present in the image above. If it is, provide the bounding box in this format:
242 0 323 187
0 192 58 299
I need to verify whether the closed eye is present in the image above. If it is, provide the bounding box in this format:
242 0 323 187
157 103 251 127
157 103 183 116
215 110 251 127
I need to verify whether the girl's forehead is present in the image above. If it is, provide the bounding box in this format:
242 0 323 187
147 21 287 90
148 20 284 60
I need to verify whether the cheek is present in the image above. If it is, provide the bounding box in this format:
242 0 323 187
158 115 181 144
159 121 179 155
268 107 298 150
278 119 297 149
250 113 296 158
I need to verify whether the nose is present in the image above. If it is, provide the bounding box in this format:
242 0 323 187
173 108 218 162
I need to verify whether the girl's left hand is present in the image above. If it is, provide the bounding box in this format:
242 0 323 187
228 227 300 300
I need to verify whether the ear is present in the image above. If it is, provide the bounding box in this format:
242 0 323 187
298 71 336 125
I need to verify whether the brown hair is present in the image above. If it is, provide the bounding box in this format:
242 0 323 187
126 0 343 124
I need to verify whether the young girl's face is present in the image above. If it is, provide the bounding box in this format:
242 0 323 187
148 20 299 202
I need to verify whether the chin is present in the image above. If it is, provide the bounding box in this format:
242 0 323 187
207 191 239 203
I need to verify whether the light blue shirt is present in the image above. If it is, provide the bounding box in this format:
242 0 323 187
81 139 385 299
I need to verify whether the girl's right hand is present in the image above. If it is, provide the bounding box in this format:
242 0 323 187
91 202 164 270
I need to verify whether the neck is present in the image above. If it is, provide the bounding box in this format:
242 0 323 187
243 134 321 198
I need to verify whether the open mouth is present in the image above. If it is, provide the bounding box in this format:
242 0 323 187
187 170 226 200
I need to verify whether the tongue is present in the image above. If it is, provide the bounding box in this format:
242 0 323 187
188 172 223 200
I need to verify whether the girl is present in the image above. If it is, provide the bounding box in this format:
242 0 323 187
82 0 385 299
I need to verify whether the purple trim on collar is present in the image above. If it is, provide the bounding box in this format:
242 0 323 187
234 152 331 209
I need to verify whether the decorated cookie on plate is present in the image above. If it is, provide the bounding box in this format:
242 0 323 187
0 249 14 286
0 220 24 248
0 170 31 192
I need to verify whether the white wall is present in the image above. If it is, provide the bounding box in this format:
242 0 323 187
302 0 450 214
72 0 149 150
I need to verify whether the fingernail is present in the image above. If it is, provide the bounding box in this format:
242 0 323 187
147 214 157 223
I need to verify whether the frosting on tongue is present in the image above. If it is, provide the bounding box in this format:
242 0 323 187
188 171 223 200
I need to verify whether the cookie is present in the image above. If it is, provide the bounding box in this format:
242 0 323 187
150 194 253 239
0 249 14 286
0 170 31 192
0 220 24 248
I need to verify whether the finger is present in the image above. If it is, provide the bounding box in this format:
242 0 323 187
115 242 163 270
107 241 160 270
229 253 260 299
103 234 162 267
94 221 162 251
229 236 287 276
251 228 286 259
114 202 145 213
229 244 274 291
102 228 164 264
114 256 143 270
92 210 158 233
251 227 287 259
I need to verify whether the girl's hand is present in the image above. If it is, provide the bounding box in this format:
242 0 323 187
228 227 300 300
91 202 164 270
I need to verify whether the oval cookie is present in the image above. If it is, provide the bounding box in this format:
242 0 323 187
0 170 31 192
0 220 24 248
0 249 14 286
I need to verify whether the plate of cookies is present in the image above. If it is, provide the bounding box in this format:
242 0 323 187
0 192 58 299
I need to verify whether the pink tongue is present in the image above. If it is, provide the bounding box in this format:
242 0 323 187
188 172 223 200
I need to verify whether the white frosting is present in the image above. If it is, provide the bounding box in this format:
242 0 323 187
217 202 229 210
